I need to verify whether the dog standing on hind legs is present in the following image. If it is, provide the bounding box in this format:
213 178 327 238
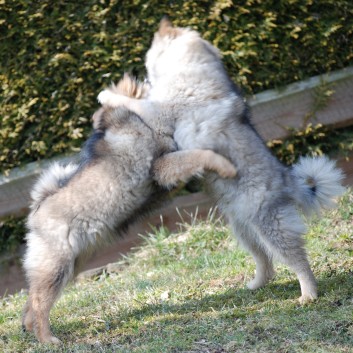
22 75 237 344
98 18 345 303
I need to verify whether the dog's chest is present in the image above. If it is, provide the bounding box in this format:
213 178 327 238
174 115 224 151
173 100 235 151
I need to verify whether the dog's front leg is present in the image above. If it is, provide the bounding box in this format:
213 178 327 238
98 90 131 107
98 90 152 118
152 149 237 188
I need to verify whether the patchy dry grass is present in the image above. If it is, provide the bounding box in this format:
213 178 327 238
1 190 352 352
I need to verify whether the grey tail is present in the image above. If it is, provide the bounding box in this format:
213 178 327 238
291 156 345 216
30 162 78 210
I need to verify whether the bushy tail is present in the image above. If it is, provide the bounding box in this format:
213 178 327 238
30 162 78 210
291 156 345 216
109 73 150 98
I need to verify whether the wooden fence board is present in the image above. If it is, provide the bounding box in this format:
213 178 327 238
0 156 74 218
248 66 353 141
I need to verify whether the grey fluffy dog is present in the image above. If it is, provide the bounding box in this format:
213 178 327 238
98 19 345 304
22 74 237 344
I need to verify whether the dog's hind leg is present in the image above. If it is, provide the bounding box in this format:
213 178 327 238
253 204 317 303
22 297 34 333
24 256 74 344
152 149 237 188
229 220 275 290
246 249 275 290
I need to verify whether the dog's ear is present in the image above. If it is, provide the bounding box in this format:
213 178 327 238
158 16 173 36
158 16 184 39
92 107 106 130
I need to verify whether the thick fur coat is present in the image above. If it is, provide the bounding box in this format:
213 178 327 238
22 74 237 343
98 19 345 304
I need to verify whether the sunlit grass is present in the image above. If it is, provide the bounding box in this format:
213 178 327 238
1 190 352 352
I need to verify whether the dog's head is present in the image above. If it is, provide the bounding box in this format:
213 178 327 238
92 106 138 132
92 106 150 136
145 18 222 85
91 106 173 157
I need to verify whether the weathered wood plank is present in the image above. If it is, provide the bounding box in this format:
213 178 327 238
1 67 353 219
0 156 74 218
249 66 353 141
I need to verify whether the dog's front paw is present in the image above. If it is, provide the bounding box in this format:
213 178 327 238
97 90 114 105
219 163 237 179
214 158 237 179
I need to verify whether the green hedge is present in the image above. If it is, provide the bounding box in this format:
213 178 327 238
0 0 352 173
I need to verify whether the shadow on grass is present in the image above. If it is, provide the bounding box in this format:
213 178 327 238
49 271 353 350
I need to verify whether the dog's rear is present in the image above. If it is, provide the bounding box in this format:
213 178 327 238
30 162 78 211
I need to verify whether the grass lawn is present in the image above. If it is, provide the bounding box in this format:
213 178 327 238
1 190 352 353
